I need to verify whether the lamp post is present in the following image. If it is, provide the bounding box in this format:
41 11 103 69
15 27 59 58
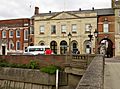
94 29 98 53
88 25 93 54
88 25 98 54
68 32 72 55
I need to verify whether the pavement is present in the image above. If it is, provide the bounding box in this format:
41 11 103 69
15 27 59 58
104 57 120 89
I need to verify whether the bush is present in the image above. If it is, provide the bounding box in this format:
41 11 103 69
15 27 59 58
27 60 39 69
40 65 61 74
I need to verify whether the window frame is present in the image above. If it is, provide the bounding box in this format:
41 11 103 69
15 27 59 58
72 24 77 33
103 23 109 33
51 25 56 34
16 30 20 38
61 25 66 33
9 30 13 38
24 30 28 40
16 41 20 50
2 30 6 38
85 24 91 32
40 25 45 34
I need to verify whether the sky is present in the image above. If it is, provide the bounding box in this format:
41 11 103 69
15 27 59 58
0 0 111 20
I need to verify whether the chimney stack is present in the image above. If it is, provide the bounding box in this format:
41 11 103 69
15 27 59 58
92 7 94 11
79 8 81 11
34 7 39 15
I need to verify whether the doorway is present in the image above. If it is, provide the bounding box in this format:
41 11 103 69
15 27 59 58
2 46 6 55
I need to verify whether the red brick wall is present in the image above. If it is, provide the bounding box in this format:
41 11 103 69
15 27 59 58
0 18 30 51
0 55 66 67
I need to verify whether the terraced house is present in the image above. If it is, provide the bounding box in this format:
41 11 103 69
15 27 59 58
0 18 30 55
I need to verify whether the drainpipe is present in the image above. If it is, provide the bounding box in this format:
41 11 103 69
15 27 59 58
56 69 59 89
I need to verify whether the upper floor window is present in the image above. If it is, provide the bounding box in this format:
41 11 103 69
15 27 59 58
103 23 109 33
16 30 20 37
30 26 34 34
40 25 45 34
51 25 56 34
9 30 13 38
72 24 77 33
85 24 91 32
16 41 20 50
61 25 66 33
24 30 28 40
2 30 6 38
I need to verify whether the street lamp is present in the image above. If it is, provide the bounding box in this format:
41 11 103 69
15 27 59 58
94 29 98 53
88 25 93 54
88 25 98 54
68 32 72 55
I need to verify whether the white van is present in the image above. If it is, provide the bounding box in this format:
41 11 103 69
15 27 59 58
23 46 50 55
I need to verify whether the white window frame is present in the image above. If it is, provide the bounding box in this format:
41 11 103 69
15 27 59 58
24 30 28 40
85 24 91 32
61 25 66 33
51 25 56 34
16 30 20 38
72 24 77 33
9 42 14 50
9 30 13 38
16 41 20 50
2 30 6 38
40 25 45 33
103 23 109 33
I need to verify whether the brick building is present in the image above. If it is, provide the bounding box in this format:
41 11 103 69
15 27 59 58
0 18 30 55
97 8 115 57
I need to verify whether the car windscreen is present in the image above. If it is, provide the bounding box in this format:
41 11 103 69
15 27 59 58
29 48 44 52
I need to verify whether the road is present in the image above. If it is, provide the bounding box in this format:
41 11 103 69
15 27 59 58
104 58 120 89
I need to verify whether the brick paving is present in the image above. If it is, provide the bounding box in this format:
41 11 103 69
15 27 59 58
104 57 120 89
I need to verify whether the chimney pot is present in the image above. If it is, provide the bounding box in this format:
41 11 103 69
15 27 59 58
49 11 51 13
34 7 39 15
92 7 94 11
79 8 81 11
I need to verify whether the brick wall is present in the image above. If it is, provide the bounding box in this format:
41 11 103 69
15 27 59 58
0 55 66 67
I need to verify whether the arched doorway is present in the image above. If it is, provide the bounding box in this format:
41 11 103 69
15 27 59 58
50 41 57 54
60 40 67 54
71 40 78 54
99 38 113 58
84 40 91 54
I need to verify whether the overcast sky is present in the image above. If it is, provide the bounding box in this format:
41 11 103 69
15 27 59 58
0 0 111 20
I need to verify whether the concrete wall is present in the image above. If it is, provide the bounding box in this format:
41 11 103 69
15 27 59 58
0 68 67 89
76 55 104 89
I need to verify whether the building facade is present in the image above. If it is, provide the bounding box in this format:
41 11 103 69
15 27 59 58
112 0 120 56
0 18 30 55
97 9 115 57
33 7 97 54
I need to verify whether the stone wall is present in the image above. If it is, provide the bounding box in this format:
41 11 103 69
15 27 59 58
0 67 67 89
76 55 104 89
